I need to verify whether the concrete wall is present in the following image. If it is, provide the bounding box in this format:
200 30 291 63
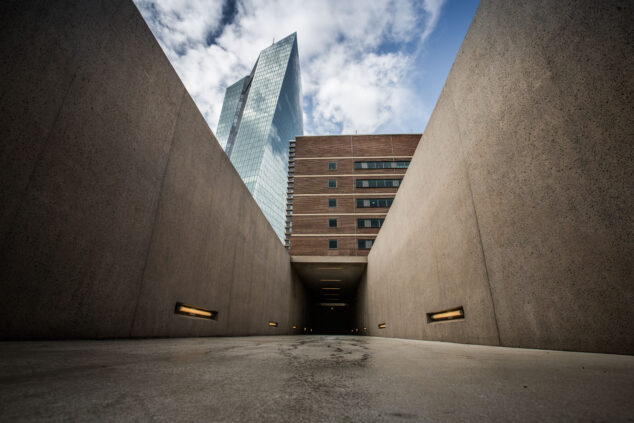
0 0 306 339
358 0 633 354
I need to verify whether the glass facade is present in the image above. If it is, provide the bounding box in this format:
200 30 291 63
215 77 249 151
216 33 303 242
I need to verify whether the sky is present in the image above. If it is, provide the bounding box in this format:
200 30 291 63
133 0 479 136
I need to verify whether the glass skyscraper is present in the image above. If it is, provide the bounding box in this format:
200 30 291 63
216 33 303 242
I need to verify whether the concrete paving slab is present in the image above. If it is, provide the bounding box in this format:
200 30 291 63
0 336 632 422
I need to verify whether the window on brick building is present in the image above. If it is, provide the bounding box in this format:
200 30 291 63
358 239 374 249
357 218 384 228
328 198 337 207
355 179 402 188
356 198 394 208
354 161 410 169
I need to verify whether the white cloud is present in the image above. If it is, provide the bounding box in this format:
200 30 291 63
420 0 446 43
133 0 446 135
134 0 224 56
309 51 413 134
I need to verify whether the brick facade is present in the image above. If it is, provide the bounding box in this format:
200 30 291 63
286 134 421 255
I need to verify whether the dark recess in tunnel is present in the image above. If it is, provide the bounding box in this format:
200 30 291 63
305 290 359 335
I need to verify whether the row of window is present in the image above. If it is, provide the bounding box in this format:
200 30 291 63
355 179 401 188
326 218 385 228
326 198 393 208
357 218 384 228
356 198 393 208
325 161 410 170
355 161 409 169
328 179 402 188
328 239 375 250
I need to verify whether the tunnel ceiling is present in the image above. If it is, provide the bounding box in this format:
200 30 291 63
290 256 366 304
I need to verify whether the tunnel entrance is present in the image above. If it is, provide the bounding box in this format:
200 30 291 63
291 256 366 335
306 292 357 335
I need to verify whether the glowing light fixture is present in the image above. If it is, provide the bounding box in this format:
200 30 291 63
427 306 465 323
319 279 342 282
268 321 278 327
378 323 386 329
174 302 217 320
292 325 297 329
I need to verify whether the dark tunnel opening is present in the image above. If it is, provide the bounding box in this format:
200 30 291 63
306 292 358 335
291 257 368 335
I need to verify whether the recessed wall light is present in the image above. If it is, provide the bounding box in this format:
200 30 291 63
174 302 217 320
321 287 341 290
427 306 465 323
320 279 342 282
268 321 278 327
378 323 386 329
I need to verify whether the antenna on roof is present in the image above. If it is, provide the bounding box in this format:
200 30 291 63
272 37 275 45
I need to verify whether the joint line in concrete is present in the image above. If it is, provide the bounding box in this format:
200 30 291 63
128 88 186 337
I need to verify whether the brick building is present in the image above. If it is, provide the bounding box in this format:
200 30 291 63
286 134 421 255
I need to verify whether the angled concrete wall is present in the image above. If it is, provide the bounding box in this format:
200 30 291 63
358 0 633 354
0 0 306 339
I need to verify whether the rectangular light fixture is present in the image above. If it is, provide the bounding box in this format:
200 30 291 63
292 325 297 329
378 323 386 329
427 306 465 323
319 279 342 282
268 321 278 327
174 302 217 320
321 287 341 290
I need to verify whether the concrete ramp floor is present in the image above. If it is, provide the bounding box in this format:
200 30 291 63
1 336 632 422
